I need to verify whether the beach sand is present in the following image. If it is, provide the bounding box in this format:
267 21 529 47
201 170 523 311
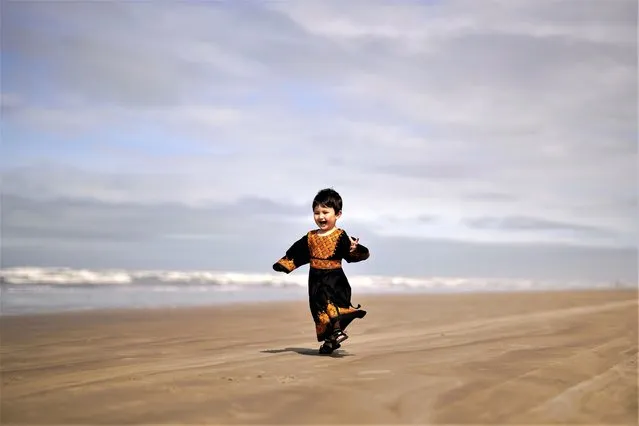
1 289 637 425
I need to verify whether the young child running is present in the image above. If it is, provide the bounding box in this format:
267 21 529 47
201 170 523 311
273 188 370 355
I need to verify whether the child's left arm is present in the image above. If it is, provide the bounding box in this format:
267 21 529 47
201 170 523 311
340 231 370 263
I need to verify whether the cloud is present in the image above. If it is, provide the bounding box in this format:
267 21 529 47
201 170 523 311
2 194 308 242
377 162 485 181
1 0 636 280
359 233 636 283
2 194 635 282
1 194 313 271
464 215 615 237
462 192 519 202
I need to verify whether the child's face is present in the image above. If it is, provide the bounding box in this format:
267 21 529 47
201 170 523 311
313 204 341 232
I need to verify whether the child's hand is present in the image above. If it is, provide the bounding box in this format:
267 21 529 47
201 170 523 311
349 236 359 253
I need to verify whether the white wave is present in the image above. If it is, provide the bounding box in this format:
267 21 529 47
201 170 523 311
0 267 133 285
0 266 633 292
0 267 308 287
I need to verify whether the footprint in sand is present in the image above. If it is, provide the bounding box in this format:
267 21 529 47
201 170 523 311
277 375 296 383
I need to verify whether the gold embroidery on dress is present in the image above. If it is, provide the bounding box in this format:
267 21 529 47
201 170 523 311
315 303 359 336
326 302 339 319
315 311 330 335
310 259 342 269
308 229 343 259
338 306 358 315
277 258 295 271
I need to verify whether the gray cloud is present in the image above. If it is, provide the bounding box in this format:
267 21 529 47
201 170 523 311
2 194 636 283
375 214 439 225
2 1 369 107
2 194 308 243
376 162 483 181
464 215 616 237
417 214 438 223
359 234 636 283
462 192 518 202
3 2 257 106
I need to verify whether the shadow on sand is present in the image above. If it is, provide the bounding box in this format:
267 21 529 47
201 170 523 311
261 347 353 358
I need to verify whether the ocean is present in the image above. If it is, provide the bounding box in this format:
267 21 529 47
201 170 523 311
0 267 624 316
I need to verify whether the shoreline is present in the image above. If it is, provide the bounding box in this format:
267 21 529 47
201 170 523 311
1 286 635 319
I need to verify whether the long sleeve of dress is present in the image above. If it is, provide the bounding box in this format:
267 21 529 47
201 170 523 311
339 230 370 263
273 234 310 273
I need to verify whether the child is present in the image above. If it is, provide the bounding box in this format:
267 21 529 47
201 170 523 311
273 188 370 355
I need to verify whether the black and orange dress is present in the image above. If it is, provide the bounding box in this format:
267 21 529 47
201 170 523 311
273 228 369 342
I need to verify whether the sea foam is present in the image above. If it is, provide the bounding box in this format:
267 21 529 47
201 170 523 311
0 266 630 292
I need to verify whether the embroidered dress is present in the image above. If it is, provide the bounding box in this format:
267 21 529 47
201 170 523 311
273 228 369 342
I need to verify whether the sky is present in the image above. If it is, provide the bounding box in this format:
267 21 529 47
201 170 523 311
1 0 637 282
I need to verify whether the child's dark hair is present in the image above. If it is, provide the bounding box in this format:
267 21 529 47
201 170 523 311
312 188 343 213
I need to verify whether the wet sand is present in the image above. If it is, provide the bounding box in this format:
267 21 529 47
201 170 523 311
1 289 637 425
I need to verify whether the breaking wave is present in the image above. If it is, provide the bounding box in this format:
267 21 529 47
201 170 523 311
0 267 631 292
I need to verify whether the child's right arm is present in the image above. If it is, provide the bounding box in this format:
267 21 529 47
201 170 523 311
272 234 310 273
